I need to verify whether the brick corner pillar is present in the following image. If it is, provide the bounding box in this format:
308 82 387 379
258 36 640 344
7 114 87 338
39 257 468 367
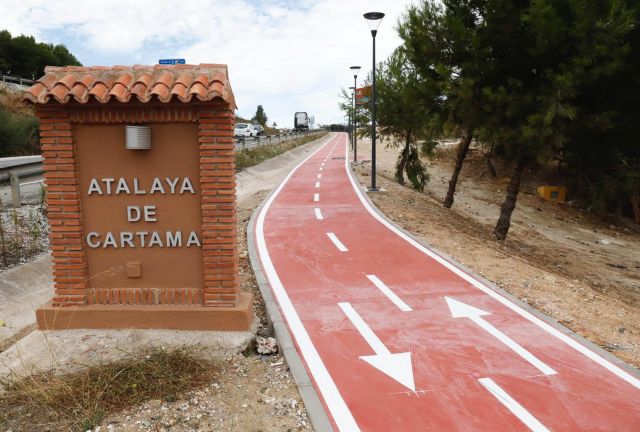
198 104 241 308
38 104 90 307
23 64 253 331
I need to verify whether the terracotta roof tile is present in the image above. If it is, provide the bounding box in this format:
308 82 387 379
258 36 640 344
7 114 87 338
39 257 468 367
22 64 236 108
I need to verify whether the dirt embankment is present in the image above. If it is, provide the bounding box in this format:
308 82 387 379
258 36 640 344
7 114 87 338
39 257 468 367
353 137 640 367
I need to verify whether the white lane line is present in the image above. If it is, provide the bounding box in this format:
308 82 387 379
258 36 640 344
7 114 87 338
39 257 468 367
343 139 640 389
321 162 325 166
319 167 324 171
315 208 323 220
256 134 360 431
317 174 322 179
366 275 412 312
315 182 320 188
327 232 348 252
479 378 550 432
314 193 319 202
446 297 556 376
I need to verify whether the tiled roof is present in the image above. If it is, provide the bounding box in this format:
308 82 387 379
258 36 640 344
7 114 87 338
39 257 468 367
23 64 236 108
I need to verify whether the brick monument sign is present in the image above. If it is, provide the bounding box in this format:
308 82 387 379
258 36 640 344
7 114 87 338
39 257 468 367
23 64 253 330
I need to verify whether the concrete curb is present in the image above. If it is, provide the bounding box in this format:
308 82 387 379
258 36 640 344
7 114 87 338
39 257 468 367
247 134 335 432
347 159 640 380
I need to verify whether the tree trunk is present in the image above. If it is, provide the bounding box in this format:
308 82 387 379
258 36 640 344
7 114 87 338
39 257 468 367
443 132 473 208
395 133 412 186
485 144 497 178
494 157 529 240
631 191 640 224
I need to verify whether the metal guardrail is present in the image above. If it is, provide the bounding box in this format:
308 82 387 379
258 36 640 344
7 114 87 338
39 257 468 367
234 129 323 151
1 74 34 87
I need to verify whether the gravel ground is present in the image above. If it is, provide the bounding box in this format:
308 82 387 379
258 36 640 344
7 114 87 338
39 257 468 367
90 353 311 432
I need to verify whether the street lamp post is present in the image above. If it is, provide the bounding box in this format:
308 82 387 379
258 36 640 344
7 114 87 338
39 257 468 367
349 86 356 150
363 11 384 191
350 66 361 162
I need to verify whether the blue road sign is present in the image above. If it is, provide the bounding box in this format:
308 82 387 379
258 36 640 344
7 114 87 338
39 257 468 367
158 59 186 65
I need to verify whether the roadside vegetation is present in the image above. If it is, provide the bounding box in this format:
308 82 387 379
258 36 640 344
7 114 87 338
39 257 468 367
0 86 39 157
0 196 48 271
344 0 640 239
235 131 328 171
0 30 81 79
0 348 219 432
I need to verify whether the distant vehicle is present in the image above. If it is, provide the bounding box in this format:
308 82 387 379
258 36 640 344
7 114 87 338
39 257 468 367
294 112 310 130
252 124 265 135
234 123 255 138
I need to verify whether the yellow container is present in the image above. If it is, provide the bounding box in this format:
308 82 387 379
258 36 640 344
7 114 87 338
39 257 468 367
537 185 567 203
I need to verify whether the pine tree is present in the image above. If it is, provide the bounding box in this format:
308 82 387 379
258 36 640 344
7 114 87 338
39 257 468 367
399 0 491 207
252 105 268 126
372 48 441 190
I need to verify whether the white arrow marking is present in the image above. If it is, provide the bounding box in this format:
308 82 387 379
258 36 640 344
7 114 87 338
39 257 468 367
338 302 415 391
479 378 550 432
366 275 412 312
314 208 323 220
445 297 556 376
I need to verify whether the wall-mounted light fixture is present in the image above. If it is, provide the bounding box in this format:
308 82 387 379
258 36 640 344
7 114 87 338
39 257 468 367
125 125 151 150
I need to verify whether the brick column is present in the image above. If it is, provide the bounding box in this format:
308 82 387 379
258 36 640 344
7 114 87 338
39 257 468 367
198 103 238 307
38 106 89 306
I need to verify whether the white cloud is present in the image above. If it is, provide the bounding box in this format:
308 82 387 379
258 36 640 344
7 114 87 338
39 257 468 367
0 0 416 127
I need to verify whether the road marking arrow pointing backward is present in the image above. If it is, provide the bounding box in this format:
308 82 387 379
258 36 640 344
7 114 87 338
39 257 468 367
445 297 557 376
338 302 416 391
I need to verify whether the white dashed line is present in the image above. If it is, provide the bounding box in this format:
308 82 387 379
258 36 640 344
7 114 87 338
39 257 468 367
315 182 320 188
366 275 412 312
314 193 319 202
314 208 323 220
327 233 348 252
317 174 322 179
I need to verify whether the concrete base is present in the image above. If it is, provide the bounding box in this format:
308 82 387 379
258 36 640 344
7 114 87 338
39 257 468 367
36 291 254 331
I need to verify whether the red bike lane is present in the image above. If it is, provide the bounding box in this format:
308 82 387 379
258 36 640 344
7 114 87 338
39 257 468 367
254 132 640 431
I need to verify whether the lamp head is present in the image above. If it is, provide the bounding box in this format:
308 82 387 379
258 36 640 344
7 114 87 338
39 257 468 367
350 65 361 79
364 11 385 34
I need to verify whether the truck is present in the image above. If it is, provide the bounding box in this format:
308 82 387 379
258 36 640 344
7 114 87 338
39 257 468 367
294 112 310 130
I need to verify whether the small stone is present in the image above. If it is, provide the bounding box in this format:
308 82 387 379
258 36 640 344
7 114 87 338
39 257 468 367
256 336 278 355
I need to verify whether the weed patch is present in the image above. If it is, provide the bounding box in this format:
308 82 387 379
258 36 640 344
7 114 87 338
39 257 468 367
0 348 219 432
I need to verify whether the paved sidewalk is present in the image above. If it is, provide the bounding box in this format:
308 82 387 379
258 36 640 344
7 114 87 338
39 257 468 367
253 132 640 431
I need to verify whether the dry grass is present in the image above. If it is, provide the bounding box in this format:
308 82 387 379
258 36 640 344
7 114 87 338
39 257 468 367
235 132 328 170
0 348 220 432
0 86 34 115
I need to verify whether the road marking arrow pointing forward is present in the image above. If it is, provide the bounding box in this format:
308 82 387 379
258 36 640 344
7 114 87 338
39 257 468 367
338 302 416 391
445 297 557 376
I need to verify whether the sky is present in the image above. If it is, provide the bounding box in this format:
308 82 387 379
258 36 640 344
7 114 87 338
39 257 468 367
1 0 417 128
